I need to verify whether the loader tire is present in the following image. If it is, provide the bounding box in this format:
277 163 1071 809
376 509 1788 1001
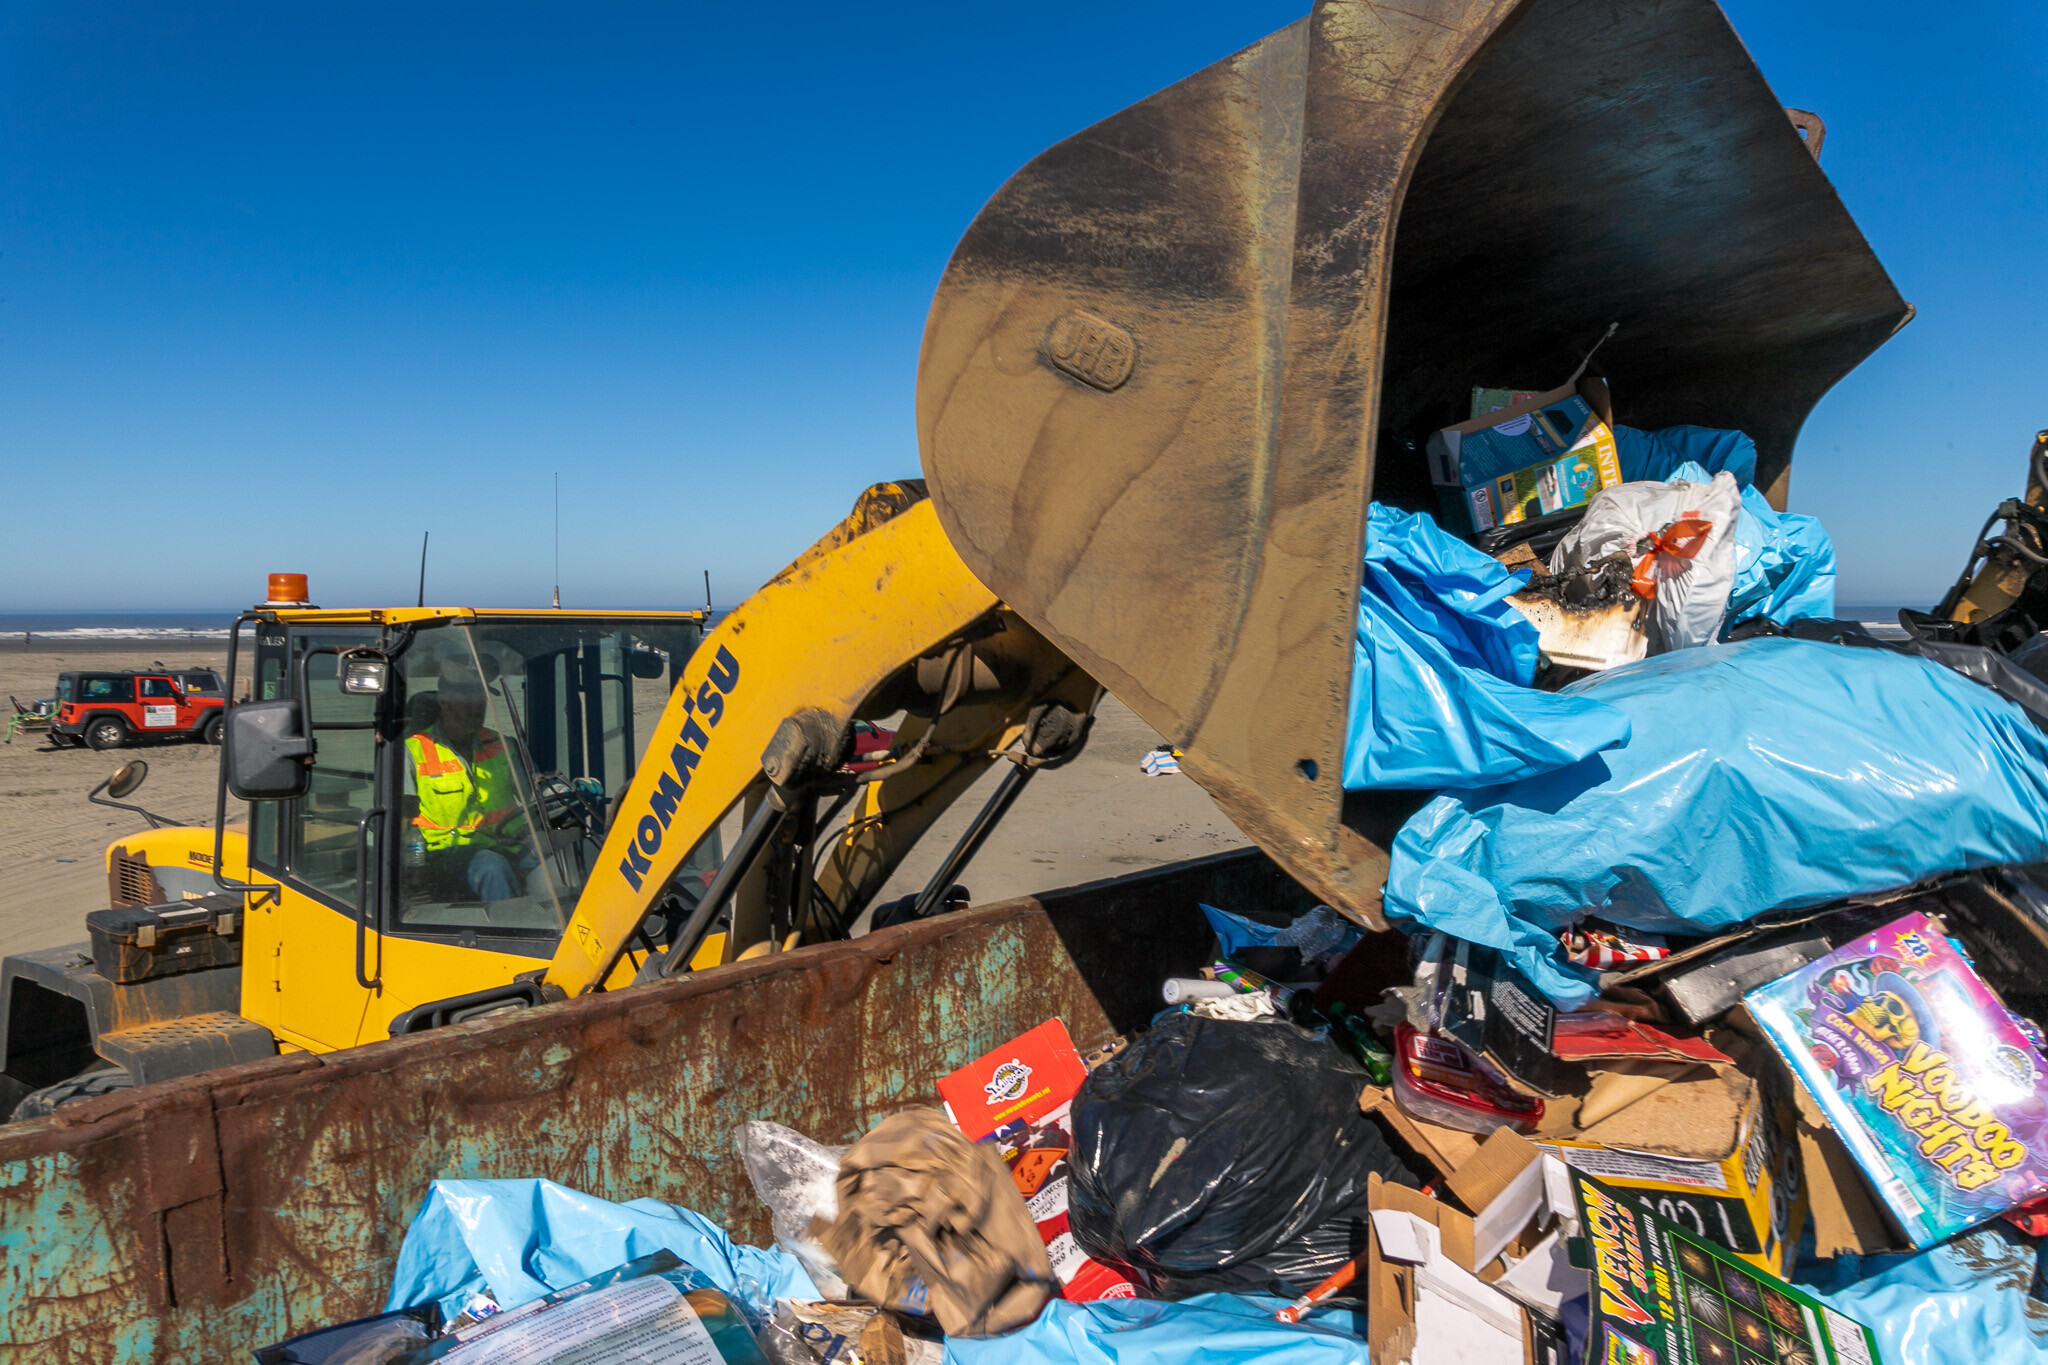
8 1066 133 1122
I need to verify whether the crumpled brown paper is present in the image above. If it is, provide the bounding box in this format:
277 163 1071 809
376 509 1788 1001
816 1108 1055 1337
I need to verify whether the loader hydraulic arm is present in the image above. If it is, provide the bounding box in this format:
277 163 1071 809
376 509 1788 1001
543 482 1101 997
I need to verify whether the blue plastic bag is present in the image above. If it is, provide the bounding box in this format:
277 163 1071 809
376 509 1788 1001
1344 504 1631 790
1364 502 1542 684
1726 483 1837 626
943 1292 1368 1365
1652 458 1835 630
1383 637 2048 1007
1615 424 1758 489
384 1178 817 1323
1200 903 1362 966
1796 1225 2048 1365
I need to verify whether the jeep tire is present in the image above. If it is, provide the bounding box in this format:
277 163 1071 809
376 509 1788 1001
85 716 128 750
200 712 223 745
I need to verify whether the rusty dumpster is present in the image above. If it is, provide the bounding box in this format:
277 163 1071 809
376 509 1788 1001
0 850 1309 1362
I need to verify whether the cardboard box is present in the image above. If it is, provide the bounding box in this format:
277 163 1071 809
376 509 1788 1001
937 1019 1090 1142
1538 1052 1807 1278
1365 1039 1809 1277
1427 378 1620 536
1471 387 1544 420
937 1019 1140 1302
1366 1175 1566 1365
1568 1170 1884 1365
1436 942 1728 1094
1791 1077 1914 1258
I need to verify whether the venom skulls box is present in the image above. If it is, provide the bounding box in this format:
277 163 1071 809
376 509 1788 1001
1570 1170 1883 1365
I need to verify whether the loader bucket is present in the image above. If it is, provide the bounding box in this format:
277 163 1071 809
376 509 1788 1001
918 0 1909 927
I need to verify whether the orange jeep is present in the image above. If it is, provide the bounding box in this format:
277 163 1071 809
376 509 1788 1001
49 668 226 750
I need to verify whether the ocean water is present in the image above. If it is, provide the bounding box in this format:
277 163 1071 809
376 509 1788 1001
0 611 237 643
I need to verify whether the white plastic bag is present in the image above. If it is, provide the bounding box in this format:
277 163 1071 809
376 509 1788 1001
1548 471 1741 652
735 1122 851 1300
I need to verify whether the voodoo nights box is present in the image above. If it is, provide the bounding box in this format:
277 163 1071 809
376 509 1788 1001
1745 911 2048 1247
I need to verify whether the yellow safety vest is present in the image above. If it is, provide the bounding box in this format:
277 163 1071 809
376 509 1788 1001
407 731 520 852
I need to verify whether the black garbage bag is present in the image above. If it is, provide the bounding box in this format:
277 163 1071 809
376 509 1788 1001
1066 1012 1421 1299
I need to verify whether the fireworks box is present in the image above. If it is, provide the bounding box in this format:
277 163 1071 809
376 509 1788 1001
1570 1170 1884 1365
936 1019 1140 1302
1746 910 2048 1248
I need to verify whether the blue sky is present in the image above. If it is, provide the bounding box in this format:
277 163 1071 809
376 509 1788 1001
2 1 2043 612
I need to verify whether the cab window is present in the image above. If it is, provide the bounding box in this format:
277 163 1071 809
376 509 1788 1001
139 678 177 700
389 618 700 939
284 631 381 907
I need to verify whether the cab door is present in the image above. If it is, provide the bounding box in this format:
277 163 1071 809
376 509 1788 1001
271 631 387 1051
136 675 182 733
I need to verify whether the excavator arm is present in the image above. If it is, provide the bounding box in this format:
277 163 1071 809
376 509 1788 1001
544 482 1101 997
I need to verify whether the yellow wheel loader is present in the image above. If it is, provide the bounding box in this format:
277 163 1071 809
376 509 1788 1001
0 0 1916 1124
0 484 1103 1118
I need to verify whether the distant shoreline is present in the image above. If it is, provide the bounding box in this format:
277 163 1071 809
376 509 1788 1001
5 635 231 656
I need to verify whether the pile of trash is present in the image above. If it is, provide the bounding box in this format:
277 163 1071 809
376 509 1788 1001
258 395 2048 1363
262 872 2048 1365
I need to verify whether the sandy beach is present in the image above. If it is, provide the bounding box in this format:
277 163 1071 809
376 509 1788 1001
0 643 1245 959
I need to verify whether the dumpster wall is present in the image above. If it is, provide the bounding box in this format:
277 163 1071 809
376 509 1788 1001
0 848 1311 1363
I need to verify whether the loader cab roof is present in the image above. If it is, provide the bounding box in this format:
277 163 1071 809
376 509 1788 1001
254 607 709 626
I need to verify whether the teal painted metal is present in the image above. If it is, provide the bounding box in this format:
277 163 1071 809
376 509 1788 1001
0 849 1311 1362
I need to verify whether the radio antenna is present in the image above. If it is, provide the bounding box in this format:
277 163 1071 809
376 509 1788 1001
416 531 430 608
703 570 712 615
553 473 562 609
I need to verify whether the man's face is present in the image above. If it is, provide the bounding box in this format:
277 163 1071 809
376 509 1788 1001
440 690 485 744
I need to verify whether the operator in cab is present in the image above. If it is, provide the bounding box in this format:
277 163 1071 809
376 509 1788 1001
402 659 537 903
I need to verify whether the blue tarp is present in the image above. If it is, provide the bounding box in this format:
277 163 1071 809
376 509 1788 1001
1616 424 1758 489
384 1178 817 1324
944 1294 1368 1365
1344 503 1630 790
1797 1226 2048 1365
1383 637 2048 1007
377 1180 1374 1365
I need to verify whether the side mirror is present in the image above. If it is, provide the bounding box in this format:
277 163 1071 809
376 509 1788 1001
107 760 149 799
626 647 668 679
225 699 315 800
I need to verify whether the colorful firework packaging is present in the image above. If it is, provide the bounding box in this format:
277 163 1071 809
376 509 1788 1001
1571 1171 1884 1365
1745 911 2048 1247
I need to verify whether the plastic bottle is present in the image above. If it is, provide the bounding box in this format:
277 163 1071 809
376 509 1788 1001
1323 1001 1394 1085
404 825 427 869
